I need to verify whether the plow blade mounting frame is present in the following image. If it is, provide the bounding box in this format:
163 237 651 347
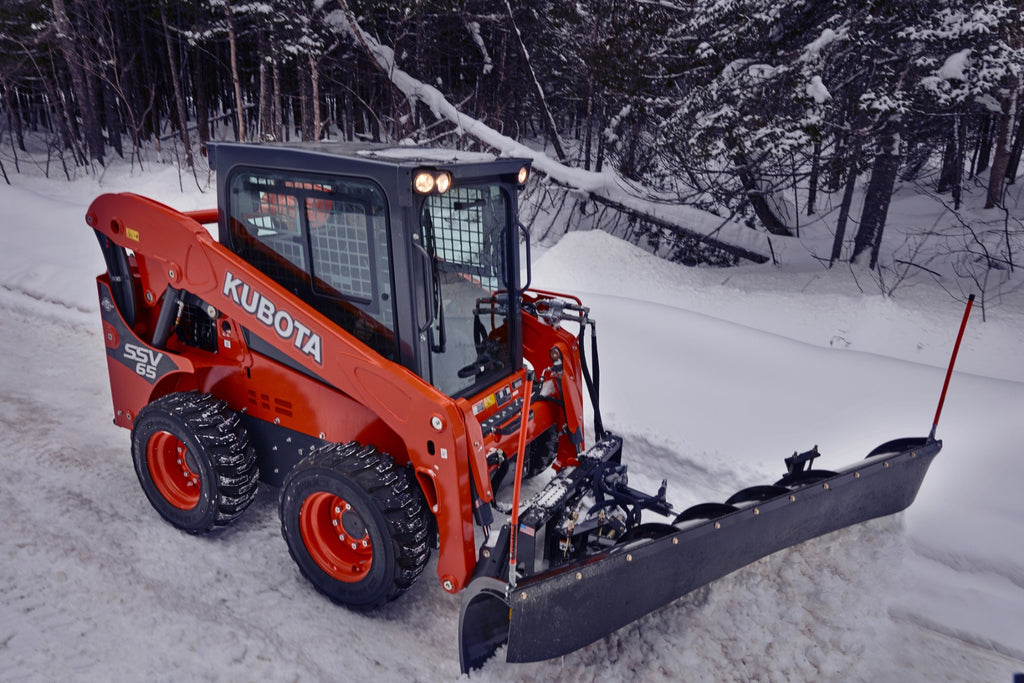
460 436 941 669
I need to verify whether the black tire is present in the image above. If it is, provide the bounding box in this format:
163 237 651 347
131 391 259 533
279 442 431 610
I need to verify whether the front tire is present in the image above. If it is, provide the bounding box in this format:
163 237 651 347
131 391 258 533
280 442 431 610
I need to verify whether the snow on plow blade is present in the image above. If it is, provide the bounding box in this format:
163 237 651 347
460 436 941 670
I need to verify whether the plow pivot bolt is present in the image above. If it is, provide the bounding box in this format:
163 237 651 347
431 416 444 431
443 580 454 592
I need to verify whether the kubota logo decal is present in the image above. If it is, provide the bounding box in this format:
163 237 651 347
222 271 323 364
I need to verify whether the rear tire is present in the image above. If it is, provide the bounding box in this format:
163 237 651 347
131 391 259 533
279 442 431 610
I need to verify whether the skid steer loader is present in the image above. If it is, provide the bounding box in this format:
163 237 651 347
86 142 971 672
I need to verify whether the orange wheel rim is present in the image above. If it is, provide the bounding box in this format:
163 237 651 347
146 431 201 510
299 491 373 582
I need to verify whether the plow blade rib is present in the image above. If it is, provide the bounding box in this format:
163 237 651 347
504 437 941 663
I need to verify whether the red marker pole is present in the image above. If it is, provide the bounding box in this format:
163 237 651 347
508 369 534 588
930 294 974 441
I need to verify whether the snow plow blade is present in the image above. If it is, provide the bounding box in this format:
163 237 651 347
460 436 941 670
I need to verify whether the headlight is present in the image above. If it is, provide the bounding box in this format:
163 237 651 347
413 171 436 194
435 171 452 193
517 166 529 185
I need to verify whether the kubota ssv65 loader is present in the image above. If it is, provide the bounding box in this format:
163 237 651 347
86 142 971 671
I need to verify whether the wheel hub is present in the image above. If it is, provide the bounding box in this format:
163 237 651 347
299 491 373 582
146 431 201 510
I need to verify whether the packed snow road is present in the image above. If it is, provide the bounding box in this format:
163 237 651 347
1 276 1021 681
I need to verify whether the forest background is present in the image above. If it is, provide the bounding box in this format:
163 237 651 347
2 0 1022 304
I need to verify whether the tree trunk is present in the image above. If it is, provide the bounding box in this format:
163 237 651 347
974 114 993 175
309 54 322 141
193 58 210 146
504 0 567 162
736 157 794 236
299 63 315 141
986 70 1020 207
1006 107 1024 184
258 50 272 140
952 113 967 209
830 136 862 266
937 123 956 193
807 140 820 216
223 1 245 142
160 5 194 168
852 126 901 269
7 87 26 151
272 61 284 142
51 0 104 164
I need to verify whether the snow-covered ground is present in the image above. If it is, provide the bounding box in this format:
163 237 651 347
1 161 1022 681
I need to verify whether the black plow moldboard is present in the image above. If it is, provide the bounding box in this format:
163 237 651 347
504 437 941 662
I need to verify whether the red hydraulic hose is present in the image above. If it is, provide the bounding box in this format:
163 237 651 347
508 370 534 588
930 294 974 440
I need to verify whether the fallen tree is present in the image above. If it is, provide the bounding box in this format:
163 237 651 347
331 2 772 265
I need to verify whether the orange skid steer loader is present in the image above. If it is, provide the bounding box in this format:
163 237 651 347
86 142 970 671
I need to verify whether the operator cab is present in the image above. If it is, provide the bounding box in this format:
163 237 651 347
208 142 531 399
